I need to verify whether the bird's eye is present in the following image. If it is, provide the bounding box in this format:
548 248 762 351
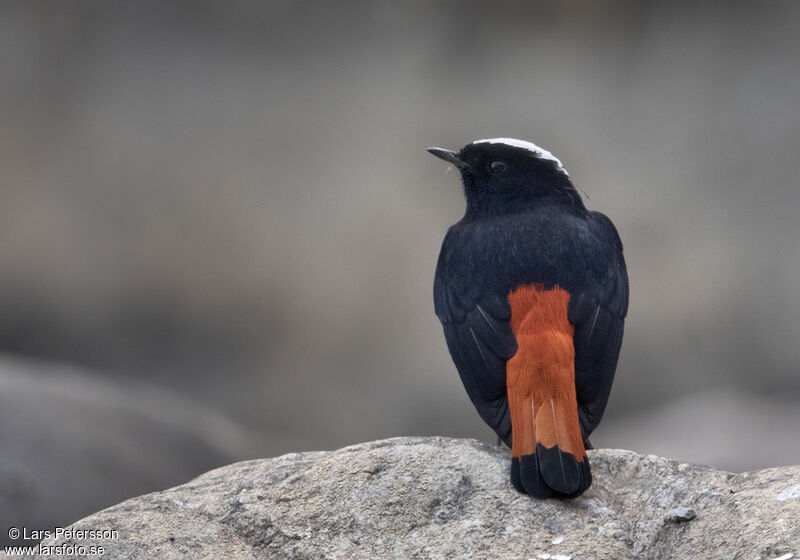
489 161 507 174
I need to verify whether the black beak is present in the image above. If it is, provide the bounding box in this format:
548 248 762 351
427 147 469 169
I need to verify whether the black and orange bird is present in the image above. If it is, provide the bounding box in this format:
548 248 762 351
428 138 628 498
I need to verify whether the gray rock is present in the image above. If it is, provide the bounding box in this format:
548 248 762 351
0 356 265 546
598 389 800 471
667 506 696 522
8 437 800 559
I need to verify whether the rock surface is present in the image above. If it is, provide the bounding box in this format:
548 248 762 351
0 356 265 546
8 437 800 560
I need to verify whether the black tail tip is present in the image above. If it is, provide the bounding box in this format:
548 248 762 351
511 446 591 499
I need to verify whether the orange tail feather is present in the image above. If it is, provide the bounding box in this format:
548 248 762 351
507 285 591 498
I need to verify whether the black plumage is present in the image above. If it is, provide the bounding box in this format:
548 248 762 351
429 138 628 498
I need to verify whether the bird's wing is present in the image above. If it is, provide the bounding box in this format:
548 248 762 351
434 274 517 445
567 211 629 443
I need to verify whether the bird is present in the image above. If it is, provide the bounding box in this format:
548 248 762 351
428 138 628 498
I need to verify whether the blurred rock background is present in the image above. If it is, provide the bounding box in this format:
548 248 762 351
2 0 800 536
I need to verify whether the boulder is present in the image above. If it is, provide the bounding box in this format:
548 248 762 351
598 389 800 471
9 437 799 559
0 356 264 546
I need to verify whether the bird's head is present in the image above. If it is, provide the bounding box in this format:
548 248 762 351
428 138 583 218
